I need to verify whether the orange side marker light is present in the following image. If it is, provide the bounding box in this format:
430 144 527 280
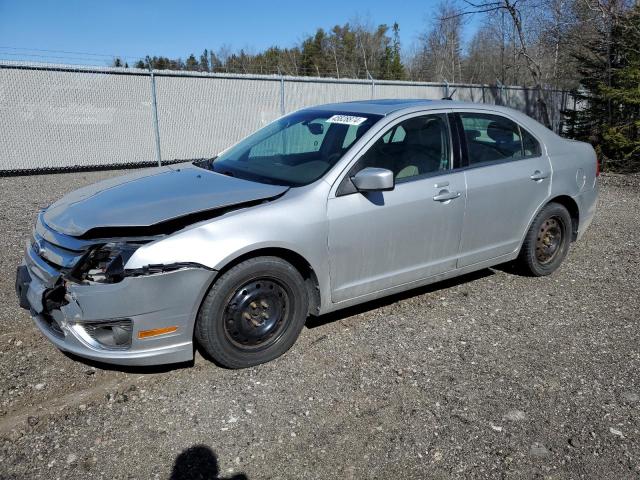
138 326 178 339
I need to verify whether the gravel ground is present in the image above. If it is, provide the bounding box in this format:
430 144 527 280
0 169 638 479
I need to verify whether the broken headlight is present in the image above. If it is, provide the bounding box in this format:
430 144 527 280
70 242 142 284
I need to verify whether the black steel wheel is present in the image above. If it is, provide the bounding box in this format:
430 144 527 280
195 256 308 368
516 202 572 276
535 216 564 265
223 278 290 350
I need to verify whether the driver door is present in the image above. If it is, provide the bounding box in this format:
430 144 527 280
327 113 466 303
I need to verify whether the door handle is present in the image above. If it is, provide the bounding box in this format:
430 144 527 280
530 170 550 181
433 190 461 202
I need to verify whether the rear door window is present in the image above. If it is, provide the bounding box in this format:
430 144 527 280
459 113 539 166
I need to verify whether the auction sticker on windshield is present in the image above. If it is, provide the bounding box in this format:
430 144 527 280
326 115 368 126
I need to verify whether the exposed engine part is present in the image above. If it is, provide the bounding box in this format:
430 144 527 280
123 262 214 278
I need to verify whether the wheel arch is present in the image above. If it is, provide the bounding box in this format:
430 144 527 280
517 194 581 257
547 195 580 241
209 247 321 316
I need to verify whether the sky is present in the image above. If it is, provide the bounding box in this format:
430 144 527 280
0 0 481 66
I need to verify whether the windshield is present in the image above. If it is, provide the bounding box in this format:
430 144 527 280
202 110 382 187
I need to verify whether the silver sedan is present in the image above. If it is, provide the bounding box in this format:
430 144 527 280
16 99 598 368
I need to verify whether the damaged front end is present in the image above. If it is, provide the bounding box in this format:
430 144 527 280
16 212 216 366
66 241 143 284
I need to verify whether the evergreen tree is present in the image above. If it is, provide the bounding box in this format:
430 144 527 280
300 29 329 76
258 47 284 74
390 23 405 80
210 51 223 72
199 49 210 72
379 44 393 80
153 57 168 70
185 54 199 71
567 5 640 172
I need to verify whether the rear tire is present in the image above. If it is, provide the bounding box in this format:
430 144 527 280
195 256 308 369
516 202 572 276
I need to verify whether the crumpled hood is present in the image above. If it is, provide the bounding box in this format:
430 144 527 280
43 164 289 237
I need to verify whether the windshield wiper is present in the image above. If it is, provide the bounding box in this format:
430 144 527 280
192 157 217 171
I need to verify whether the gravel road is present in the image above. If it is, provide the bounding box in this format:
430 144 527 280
0 170 638 479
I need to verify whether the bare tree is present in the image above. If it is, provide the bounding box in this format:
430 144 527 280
454 0 554 126
463 23 503 84
411 2 465 82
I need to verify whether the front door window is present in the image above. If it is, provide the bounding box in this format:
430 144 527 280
356 114 451 181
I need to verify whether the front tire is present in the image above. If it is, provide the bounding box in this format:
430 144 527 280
516 202 572 276
195 256 309 368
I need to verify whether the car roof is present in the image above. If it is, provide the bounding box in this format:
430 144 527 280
307 99 440 115
305 98 524 117
304 98 556 142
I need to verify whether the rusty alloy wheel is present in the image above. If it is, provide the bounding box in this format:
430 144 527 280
535 216 565 264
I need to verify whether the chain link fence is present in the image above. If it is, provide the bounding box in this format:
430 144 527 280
0 61 573 173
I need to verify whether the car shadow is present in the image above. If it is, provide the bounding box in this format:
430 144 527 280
492 261 529 276
61 350 195 374
170 444 248 480
306 268 495 329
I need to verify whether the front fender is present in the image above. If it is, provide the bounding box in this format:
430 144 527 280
124 184 331 305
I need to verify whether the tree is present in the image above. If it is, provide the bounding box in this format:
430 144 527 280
453 0 554 126
390 23 405 80
462 24 503 84
199 49 210 72
300 28 331 76
537 0 578 89
378 23 405 80
567 2 640 172
208 51 220 72
411 2 464 82
185 54 199 71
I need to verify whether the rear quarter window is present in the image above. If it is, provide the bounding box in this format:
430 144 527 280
521 127 542 157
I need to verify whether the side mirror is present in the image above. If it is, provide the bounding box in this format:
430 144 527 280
351 167 394 192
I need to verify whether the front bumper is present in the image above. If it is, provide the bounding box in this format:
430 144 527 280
16 262 215 366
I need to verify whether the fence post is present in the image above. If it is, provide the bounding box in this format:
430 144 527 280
443 80 449 99
149 69 162 167
367 71 375 99
496 79 504 105
279 69 285 116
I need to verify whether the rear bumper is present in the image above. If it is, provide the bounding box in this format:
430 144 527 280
575 182 598 241
16 262 216 366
